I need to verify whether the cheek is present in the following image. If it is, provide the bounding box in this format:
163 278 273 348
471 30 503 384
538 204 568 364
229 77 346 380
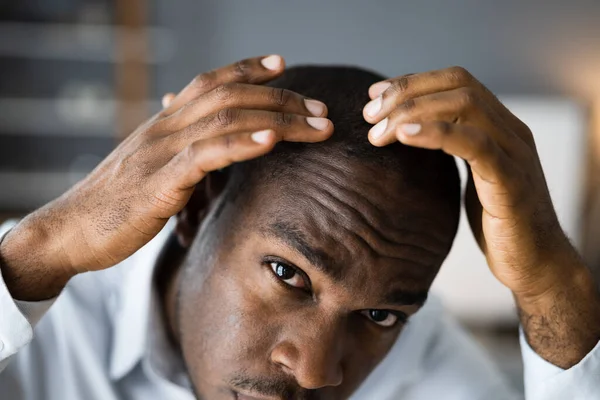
178 264 280 378
344 325 400 385
177 259 403 396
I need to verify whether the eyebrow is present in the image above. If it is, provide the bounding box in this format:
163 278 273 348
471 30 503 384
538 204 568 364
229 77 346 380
264 221 430 306
265 221 343 281
382 289 429 307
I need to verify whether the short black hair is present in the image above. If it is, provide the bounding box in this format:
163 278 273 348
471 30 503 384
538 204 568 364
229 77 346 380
222 65 460 240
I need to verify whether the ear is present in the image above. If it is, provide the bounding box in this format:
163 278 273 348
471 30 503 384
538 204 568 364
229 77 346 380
175 170 229 248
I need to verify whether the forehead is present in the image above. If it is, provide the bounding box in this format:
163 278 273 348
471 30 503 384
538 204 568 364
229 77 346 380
237 152 453 290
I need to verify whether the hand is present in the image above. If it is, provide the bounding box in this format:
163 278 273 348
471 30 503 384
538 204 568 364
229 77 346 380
0 55 333 300
363 66 567 296
362 66 600 367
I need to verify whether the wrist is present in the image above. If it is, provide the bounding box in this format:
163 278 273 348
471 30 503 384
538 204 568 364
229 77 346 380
0 208 77 301
514 249 600 368
515 260 593 313
511 237 583 303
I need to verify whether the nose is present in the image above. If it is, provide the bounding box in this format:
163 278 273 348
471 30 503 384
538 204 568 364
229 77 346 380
270 316 344 390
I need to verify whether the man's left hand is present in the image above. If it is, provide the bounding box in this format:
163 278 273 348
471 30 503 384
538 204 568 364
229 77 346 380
362 66 600 368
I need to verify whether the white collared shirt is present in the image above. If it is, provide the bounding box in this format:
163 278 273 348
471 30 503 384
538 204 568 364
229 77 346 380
0 220 598 399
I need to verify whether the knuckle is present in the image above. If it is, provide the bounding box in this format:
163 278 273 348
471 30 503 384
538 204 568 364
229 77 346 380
213 83 237 102
517 123 536 145
232 59 252 80
146 118 170 135
457 87 479 107
399 98 416 112
221 134 235 150
191 72 214 92
447 66 473 84
183 142 198 164
390 75 411 95
435 121 453 136
274 112 293 126
115 142 156 177
269 87 292 107
214 108 239 128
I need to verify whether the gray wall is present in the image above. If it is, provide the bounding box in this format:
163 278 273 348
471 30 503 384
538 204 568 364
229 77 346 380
154 0 600 99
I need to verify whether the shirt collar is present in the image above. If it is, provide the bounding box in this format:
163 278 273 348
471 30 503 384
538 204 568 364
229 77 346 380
109 219 175 380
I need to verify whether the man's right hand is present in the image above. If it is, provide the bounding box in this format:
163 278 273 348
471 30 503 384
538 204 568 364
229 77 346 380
0 55 333 301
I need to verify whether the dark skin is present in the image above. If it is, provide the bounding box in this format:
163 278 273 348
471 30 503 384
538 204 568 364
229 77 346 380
363 69 600 367
1 55 600 399
0 55 333 298
163 152 453 399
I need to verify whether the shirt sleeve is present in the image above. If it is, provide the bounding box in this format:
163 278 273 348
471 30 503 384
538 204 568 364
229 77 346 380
0 221 56 373
520 327 600 399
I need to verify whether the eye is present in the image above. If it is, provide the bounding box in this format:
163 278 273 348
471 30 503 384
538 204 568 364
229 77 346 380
269 262 307 289
361 310 400 328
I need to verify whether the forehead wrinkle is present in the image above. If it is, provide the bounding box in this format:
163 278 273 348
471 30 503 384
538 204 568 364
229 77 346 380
262 220 346 281
299 155 450 251
302 188 435 276
259 206 434 307
313 180 441 265
293 171 442 269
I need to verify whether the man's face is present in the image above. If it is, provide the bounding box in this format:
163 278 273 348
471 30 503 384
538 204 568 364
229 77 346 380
178 152 455 400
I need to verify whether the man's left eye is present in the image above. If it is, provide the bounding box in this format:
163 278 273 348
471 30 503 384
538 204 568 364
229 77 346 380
361 309 399 327
270 262 306 289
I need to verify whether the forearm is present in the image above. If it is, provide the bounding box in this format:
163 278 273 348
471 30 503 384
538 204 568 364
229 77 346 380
516 247 600 369
0 209 75 301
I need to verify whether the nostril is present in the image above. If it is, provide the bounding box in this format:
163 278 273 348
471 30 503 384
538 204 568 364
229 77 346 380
270 341 299 373
273 360 294 376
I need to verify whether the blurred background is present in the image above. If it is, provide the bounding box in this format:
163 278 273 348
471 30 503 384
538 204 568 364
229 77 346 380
2 0 600 394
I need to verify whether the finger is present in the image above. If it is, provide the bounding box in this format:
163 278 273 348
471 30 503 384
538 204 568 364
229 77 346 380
366 66 473 101
365 67 531 144
368 87 522 151
163 83 328 131
368 91 460 147
162 93 176 108
164 129 278 190
173 109 333 148
162 55 285 117
368 74 418 99
364 67 477 123
395 121 512 184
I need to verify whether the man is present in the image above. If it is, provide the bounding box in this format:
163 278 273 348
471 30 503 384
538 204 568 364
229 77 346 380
0 55 599 400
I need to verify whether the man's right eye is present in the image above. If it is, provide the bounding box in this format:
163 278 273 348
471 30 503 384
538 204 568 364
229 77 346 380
269 261 307 289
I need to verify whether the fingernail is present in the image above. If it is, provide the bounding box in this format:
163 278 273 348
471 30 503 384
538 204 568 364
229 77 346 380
401 123 421 136
162 93 175 108
306 117 330 130
261 55 282 71
370 118 388 139
304 99 327 117
251 129 274 144
370 81 391 98
364 96 382 118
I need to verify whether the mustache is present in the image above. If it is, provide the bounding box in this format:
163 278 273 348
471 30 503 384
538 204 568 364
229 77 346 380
230 375 318 400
